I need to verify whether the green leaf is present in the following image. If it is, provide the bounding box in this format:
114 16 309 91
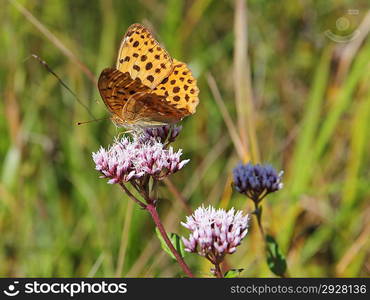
155 229 186 260
265 235 287 277
224 269 244 278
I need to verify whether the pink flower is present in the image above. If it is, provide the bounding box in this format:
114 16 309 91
92 135 189 184
139 125 182 144
181 206 249 258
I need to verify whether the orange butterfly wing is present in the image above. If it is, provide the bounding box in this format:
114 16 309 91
152 59 199 116
122 92 187 126
98 24 200 128
116 24 173 89
98 68 150 125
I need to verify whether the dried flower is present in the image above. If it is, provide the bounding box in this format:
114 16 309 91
92 135 189 184
181 205 249 261
233 162 283 203
139 125 182 144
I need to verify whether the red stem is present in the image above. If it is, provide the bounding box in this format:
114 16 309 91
146 203 194 278
214 263 223 278
206 254 224 278
119 183 146 209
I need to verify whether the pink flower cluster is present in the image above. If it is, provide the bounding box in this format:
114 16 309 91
92 136 189 184
181 205 249 257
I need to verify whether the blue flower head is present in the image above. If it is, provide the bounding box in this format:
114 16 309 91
232 162 283 203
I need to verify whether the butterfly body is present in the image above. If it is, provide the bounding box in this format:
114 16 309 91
98 24 199 128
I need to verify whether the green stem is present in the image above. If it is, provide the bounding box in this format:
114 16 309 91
253 203 265 238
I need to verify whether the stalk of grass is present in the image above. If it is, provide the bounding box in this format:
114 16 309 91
341 86 370 207
206 73 248 160
287 47 332 199
336 220 370 276
9 0 96 83
335 11 370 83
162 0 183 57
179 0 212 42
233 0 260 163
87 253 104 277
115 199 134 277
312 41 370 166
96 0 118 74
181 133 230 199
286 40 370 264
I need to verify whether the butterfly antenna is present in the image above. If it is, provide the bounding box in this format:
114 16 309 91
31 54 96 120
77 117 110 126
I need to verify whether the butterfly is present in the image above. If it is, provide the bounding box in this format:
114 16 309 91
98 23 199 128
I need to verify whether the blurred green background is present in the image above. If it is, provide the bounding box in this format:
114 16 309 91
1 0 369 277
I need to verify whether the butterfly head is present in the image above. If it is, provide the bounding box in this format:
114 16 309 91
111 114 126 127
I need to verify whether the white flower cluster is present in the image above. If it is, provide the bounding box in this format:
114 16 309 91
92 136 189 184
181 205 249 257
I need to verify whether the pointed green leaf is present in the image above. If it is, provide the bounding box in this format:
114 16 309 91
265 235 287 276
155 229 186 260
224 268 245 278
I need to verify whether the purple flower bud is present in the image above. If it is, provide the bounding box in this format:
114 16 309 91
233 162 283 203
139 125 182 144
